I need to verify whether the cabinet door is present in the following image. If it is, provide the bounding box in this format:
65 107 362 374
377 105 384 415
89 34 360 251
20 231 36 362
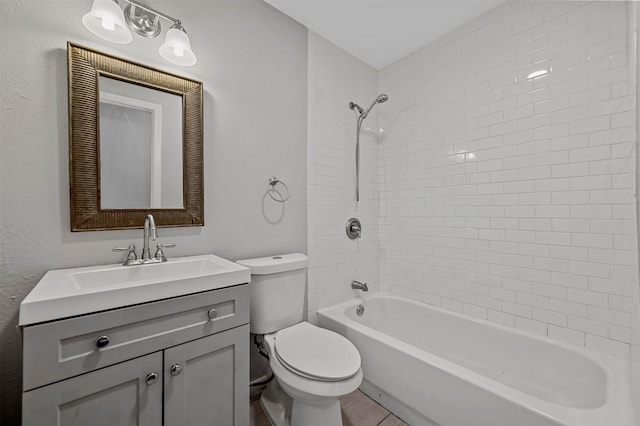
164 324 249 426
22 352 162 426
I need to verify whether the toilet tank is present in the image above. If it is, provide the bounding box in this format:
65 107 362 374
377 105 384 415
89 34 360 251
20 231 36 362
236 253 308 335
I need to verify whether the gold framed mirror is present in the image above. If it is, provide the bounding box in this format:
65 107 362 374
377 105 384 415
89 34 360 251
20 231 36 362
67 42 203 231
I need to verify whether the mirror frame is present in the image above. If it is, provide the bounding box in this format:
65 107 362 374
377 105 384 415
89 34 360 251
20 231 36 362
67 42 204 231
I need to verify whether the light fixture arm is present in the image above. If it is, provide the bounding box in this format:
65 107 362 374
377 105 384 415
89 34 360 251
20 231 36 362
119 0 181 27
83 0 197 65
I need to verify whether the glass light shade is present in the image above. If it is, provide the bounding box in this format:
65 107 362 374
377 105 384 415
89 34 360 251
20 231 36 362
82 0 132 44
159 28 197 66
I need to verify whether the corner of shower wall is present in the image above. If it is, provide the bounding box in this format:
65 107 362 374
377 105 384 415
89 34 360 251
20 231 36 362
631 1 640 421
307 31 381 324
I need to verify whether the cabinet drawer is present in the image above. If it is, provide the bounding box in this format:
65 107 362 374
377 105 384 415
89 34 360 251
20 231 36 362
23 284 248 391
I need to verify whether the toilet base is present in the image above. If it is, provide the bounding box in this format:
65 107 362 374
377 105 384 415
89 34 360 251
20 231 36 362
291 397 342 426
260 378 343 426
261 380 292 426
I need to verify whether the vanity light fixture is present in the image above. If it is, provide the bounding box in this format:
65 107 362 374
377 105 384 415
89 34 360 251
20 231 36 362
158 23 197 67
82 0 197 66
82 0 133 44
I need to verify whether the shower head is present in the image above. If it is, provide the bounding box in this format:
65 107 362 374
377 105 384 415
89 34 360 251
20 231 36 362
361 93 389 120
349 94 389 203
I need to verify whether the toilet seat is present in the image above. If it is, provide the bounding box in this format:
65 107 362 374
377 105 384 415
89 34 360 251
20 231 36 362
274 322 361 382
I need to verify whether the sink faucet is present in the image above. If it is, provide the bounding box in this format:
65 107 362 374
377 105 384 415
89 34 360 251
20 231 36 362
142 214 158 261
113 214 176 265
351 280 368 292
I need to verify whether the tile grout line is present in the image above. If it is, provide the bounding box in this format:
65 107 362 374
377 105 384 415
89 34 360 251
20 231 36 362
376 413 392 426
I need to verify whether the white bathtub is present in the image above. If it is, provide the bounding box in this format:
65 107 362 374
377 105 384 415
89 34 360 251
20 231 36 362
318 293 633 426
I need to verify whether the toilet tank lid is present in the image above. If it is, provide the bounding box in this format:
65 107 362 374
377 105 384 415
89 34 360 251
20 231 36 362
236 253 307 275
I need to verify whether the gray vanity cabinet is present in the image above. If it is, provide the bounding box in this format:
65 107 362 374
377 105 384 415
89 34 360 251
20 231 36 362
22 284 250 426
23 352 164 426
164 325 247 425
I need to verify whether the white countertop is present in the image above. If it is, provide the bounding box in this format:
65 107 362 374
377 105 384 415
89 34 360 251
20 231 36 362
19 254 250 326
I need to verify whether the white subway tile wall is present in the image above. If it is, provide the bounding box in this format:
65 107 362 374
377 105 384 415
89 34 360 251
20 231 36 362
307 32 380 322
377 1 638 357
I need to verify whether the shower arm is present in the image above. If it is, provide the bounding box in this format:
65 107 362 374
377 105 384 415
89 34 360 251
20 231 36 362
356 99 377 202
350 94 388 203
355 114 364 202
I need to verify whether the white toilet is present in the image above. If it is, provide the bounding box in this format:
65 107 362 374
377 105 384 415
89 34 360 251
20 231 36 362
236 253 362 426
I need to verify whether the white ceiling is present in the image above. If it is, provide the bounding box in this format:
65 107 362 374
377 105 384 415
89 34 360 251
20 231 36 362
265 0 505 70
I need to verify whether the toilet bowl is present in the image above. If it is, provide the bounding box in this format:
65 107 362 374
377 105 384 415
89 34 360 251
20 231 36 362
235 254 363 426
261 322 362 426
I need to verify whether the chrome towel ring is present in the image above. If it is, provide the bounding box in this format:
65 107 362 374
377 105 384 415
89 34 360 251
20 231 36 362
267 176 290 202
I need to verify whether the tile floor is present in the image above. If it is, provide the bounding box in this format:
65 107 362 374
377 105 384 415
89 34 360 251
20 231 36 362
249 389 409 426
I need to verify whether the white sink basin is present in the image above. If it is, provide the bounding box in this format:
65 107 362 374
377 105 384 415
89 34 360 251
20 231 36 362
71 257 229 290
19 254 250 326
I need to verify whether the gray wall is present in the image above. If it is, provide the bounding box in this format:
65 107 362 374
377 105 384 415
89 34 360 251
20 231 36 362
0 1 307 423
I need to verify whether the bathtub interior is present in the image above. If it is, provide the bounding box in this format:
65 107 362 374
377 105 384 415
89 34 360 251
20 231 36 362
345 296 606 409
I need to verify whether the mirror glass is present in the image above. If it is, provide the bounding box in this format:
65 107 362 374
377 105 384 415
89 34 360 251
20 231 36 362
99 76 184 209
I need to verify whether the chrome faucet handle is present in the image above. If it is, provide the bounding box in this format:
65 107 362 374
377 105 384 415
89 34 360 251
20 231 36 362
346 218 362 239
113 245 138 266
154 243 176 262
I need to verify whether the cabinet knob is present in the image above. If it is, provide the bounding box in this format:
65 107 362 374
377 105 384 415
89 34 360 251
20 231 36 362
207 308 218 320
94 335 110 349
145 372 159 385
170 363 183 376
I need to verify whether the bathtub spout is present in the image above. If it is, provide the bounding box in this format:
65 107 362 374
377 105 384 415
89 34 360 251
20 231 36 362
351 281 368 292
